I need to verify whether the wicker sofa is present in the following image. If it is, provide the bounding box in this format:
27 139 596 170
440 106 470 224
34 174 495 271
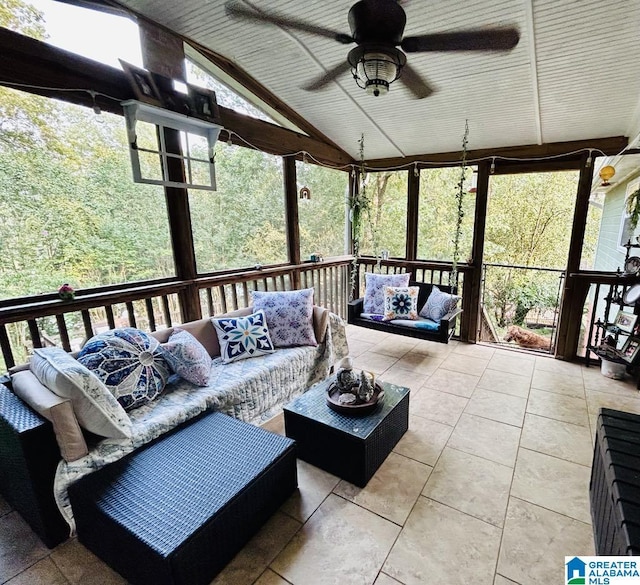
0 306 347 548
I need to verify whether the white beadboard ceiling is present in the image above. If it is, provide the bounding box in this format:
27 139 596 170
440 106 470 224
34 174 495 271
117 0 640 160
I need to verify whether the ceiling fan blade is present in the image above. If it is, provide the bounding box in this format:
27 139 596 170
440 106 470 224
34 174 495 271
225 2 354 44
399 64 435 99
402 27 520 52
303 61 352 91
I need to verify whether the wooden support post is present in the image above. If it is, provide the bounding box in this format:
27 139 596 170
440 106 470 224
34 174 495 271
405 167 419 272
283 156 301 288
460 161 490 342
555 152 595 359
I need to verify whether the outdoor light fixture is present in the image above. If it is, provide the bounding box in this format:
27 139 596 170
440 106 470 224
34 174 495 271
599 165 616 186
348 45 406 97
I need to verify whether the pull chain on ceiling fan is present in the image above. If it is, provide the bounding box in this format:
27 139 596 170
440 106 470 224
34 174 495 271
226 0 520 99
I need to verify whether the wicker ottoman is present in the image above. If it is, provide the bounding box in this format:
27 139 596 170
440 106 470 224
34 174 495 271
69 412 297 585
284 379 409 487
590 408 640 554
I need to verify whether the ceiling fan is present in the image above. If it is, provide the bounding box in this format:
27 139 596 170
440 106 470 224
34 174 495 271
225 0 520 99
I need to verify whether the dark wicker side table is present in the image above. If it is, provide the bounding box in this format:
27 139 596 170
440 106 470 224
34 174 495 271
590 408 640 554
283 379 409 487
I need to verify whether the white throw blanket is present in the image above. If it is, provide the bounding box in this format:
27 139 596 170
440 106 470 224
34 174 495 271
54 313 349 534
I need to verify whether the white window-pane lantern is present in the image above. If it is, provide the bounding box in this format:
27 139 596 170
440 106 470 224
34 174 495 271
122 100 223 191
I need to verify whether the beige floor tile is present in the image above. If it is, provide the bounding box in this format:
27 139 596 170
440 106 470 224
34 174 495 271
261 412 285 435
487 354 535 377
353 352 398 374
411 339 455 358
526 389 589 427
393 415 453 466
520 413 593 466
494 575 520 585
497 498 594 585
383 497 501 585
378 366 428 392
424 369 479 398
440 354 489 376
50 538 125 585
271 494 400 585
582 366 638 395
213 512 301 585
452 342 496 360
346 338 376 358
464 389 527 427
375 573 403 585
5 557 69 585
334 452 432 525
0 512 51 583
346 327 390 343
531 369 585 398
255 569 292 585
477 369 531 398
422 447 513 527
447 414 521 467
281 460 340 523
395 353 444 376
370 337 418 358
511 448 591 524
411 388 468 426
534 356 584 376
586 388 640 419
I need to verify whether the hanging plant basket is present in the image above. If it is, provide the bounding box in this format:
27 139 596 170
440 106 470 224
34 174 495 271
627 187 640 230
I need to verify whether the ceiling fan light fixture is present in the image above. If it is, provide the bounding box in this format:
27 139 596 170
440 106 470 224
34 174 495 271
348 45 406 97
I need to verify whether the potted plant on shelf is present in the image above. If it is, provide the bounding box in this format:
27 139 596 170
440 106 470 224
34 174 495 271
626 185 640 230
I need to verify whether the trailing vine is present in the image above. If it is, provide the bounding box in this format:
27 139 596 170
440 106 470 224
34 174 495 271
349 134 372 299
450 120 469 289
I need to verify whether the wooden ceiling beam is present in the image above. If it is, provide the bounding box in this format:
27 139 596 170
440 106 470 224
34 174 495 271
365 136 629 170
0 27 354 167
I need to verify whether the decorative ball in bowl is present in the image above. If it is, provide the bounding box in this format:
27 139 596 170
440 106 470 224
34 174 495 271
326 356 385 416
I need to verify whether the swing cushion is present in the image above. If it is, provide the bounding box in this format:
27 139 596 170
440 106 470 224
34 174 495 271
383 286 420 321
363 272 410 315
420 286 461 322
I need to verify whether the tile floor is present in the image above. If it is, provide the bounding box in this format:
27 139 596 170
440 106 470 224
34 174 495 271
2 325 640 584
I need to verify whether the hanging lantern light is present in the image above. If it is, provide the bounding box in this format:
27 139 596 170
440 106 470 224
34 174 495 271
599 165 616 186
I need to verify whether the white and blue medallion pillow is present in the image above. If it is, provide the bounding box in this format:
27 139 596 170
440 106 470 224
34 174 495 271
363 272 410 315
383 286 420 321
162 328 212 386
252 288 317 347
77 328 170 411
419 286 461 322
212 310 275 364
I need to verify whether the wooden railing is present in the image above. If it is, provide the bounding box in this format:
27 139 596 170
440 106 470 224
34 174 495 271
0 256 468 373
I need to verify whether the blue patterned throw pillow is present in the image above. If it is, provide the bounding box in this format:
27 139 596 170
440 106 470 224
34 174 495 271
383 286 420 321
252 288 317 347
78 328 170 411
419 286 461 322
363 272 410 315
212 310 275 363
162 328 212 386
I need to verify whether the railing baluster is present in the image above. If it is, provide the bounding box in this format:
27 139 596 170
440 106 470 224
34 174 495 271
219 285 228 313
231 283 239 310
161 296 172 328
242 282 249 307
81 309 94 340
145 298 157 331
278 275 285 290
55 314 71 352
125 301 137 328
0 325 15 370
105 305 116 329
28 319 42 349
206 288 214 317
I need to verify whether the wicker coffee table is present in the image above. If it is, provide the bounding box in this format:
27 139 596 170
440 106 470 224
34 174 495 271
283 379 409 487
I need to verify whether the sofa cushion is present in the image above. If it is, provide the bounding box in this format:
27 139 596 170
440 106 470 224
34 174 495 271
363 272 410 315
150 318 221 358
419 285 461 322
30 347 132 439
78 328 170 411
212 310 276 363
162 328 212 386
383 286 420 321
390 318 440 331
252 288 317 348
12 370 89 462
